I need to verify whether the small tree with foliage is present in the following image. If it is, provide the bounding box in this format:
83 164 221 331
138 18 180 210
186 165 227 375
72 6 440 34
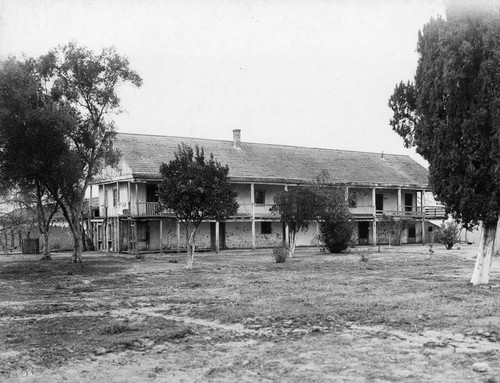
437 221 460 250
158 144 238 269
319 189 354 253
270 187 324 257
388 2 500 284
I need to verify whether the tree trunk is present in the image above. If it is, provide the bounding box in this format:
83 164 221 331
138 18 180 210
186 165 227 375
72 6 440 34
186 227 197 269
41 231 51 260
470 219 499 285
289 230 297 258
72 216 83 263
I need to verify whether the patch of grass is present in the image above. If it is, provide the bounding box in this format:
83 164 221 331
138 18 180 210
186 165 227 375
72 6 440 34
102 321 135 335
1 247 499 377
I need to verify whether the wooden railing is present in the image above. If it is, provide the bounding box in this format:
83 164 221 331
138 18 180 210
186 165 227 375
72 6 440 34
128 202 446 219
136 202 173 216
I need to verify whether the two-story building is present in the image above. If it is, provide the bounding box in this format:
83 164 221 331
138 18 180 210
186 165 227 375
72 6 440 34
88 130 445 253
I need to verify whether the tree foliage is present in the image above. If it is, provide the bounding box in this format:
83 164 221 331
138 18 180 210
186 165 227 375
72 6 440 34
389 3 500 228
0 43 142 262
388 1 500 284
319 188 354 254
270 187 324 257
437 221 460 250
158 144 238 268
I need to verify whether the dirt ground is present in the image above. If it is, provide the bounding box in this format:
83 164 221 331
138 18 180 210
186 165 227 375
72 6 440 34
0 245 499 382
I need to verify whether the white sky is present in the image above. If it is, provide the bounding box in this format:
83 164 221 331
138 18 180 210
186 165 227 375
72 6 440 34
0 0 446 166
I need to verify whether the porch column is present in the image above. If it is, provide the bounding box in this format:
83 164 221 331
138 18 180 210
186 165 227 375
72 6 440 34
176 220 181 253
345 186 349 202
215 221 220 254
159 219 163 254
117 218 121 253
251 183 256 250
89 186 93 245
135 183 139 216
284 184 289 245
134 220 138 256
372 187 377 246
316 221 320 246
421 190 426 244
397 188 402 214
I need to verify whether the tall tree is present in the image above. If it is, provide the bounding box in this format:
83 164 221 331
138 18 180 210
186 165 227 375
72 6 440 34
158 144 239 269
0 57 71 259
388 1 500 284
40 43 142 263
0 44 142 263
270 187 324 257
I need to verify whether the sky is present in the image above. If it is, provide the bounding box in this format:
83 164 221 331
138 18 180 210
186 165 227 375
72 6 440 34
0 0 447 167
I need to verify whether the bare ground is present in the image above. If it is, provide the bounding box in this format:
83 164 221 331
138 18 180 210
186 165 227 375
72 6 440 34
0 245 499 382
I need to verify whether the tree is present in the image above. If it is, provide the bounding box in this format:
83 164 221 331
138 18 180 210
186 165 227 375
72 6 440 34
158 144 239 269
437 221 460 250
270 187 324 257
388 1 500 284
11 184 59 260
319 188 354 253
41 43 142 263
0 57 71 259
0 44 142 263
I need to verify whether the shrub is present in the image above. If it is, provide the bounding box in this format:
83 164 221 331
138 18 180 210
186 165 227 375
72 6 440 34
317 188 355 254
437 221 460 250
102 322 133 335
272 243 288 263
321 218 354 253
359 249 370 262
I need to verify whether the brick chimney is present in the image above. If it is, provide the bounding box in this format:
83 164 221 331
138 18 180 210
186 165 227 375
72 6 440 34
233 129 241 149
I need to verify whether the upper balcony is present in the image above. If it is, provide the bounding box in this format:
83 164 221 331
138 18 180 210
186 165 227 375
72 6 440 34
104 202 446 220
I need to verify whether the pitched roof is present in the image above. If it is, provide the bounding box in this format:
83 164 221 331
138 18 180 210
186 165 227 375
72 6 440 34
108 132 429 189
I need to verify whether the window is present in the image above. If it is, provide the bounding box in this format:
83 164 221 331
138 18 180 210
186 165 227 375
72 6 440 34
255 190 265 205
348 191 357 208
146 184 158 202
113 187 118 207
376 193 384 211
408 225 416 238
261 222 272 234
405 193 413 212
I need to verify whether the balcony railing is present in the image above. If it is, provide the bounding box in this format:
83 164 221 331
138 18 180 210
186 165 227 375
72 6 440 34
136 202 174 216
126 202 446 219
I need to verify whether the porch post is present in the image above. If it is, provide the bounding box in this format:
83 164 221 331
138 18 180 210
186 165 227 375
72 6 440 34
117 218 121 253
176 220 181 253
135 183 139 216
421 190 426 244
251 183 256 250
284 184 289 245
89 185 93 245
345 186 349 202
372 187 377 246
397 188 402 214
215 221 220 254
159 219 163 254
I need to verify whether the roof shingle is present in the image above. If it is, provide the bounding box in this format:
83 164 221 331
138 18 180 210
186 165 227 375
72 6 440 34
107 133 429 188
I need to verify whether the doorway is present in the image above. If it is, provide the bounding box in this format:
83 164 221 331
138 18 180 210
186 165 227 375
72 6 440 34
358 222 370 245
376 194 384 212
405 193 413 212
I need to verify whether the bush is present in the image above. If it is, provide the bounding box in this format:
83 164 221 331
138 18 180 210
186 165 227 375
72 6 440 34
437 221 460 250
320 217 354 253
272 243 288 263
319 191 354 253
